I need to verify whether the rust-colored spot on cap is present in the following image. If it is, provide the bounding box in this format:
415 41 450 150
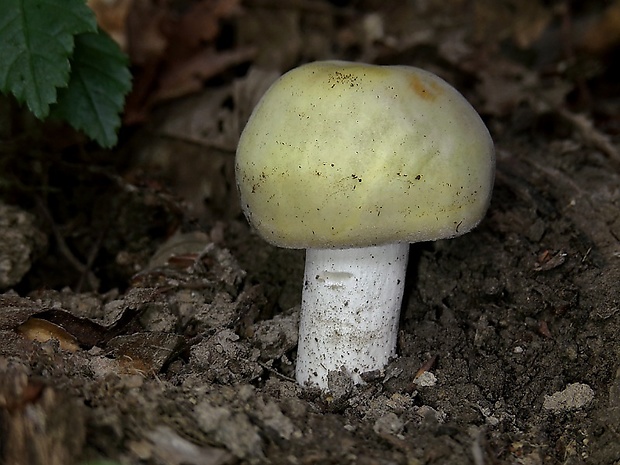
409 74 442 101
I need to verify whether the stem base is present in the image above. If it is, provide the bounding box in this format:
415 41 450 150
295 243 409 389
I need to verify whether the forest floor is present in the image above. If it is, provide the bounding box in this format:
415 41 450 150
1 1 619 464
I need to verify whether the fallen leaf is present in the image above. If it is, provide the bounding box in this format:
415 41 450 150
88 0 132 49
153 47 256 103
126 0 168 65
17 318 80 352
579 0 620 55
473 0 552 49
107 332 185 373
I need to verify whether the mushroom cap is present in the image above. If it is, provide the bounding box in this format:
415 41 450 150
235 61 495 249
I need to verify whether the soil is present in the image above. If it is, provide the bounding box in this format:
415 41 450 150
1 2 620 465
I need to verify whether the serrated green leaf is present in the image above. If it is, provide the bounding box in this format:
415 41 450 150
51 30 131 148
0 0 97 118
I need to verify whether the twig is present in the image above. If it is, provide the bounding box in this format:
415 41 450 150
556 107 620 164
76 227 106 292
258 361 296 383
36 197 100 291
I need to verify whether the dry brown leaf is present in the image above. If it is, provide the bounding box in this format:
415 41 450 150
236 6 304 70
511 0 552 49
153 47 256 103
474 0 552 49
475 59 534 115
579 0 620 55
127 0 168 65
107 332 184 374
17 318 81 352
165 0 241 50
88 0 132 49
124 0 248 122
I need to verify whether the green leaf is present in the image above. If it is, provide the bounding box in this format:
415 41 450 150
0 0 97 118
51 30 132 148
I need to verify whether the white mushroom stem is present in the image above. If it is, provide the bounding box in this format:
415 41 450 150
296 243 409 389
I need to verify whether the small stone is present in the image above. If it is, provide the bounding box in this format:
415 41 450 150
543 383 594 412
373 412 404 436
414 371 437 387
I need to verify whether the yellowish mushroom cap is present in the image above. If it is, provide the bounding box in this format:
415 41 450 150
235 61 495 249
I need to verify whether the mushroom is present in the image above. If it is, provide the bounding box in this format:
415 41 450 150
235 61 495 390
